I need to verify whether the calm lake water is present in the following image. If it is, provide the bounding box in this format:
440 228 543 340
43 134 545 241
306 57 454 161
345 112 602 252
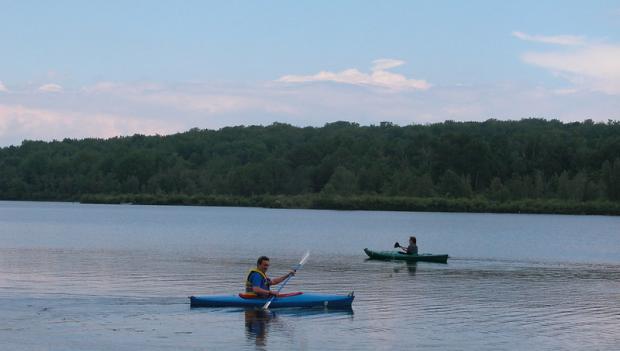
1 201 619 350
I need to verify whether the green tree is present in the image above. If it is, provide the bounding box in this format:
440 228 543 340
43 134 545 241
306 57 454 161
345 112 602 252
602 159 620 200
488 177 510 201
557 171 571 199
322 166 358 195
438 170 472 198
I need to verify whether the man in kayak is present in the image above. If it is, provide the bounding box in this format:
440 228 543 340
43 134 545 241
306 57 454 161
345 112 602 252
245 256 294 297
398 236 418 255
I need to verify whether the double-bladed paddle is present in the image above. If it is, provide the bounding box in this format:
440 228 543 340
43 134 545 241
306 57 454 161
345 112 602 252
262 251 310 310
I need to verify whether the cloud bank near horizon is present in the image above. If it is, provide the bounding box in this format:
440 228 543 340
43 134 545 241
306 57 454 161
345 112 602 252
1 35 620 147
1 79 618 146
0 103 183 145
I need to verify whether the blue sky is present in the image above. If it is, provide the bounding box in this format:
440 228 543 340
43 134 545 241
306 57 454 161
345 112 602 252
1 1 619 145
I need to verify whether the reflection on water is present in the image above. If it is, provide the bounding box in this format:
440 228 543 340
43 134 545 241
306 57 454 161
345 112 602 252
2 248 620 350
388 261 417 276
1 202 620 350
243 308 354 349
245 309 272 347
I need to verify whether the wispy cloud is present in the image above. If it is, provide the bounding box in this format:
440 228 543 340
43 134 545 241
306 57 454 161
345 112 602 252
1 78 618 146
83 81 296 115
0 103 182 145
277 59 431 91
371 59 405 71
38 83 64 93
515 32 620 95
0 81 8 93
82 81 164 94
512 31 585 46
0 81 301 145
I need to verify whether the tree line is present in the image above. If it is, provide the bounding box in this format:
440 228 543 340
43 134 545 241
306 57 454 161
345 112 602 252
1 119 619 213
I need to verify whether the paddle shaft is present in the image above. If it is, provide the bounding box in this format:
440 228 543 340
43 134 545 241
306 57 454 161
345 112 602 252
272 265 298 295
262 251 309 310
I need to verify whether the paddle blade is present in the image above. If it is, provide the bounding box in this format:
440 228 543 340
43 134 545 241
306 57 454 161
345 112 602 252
299 251 310 266
394 242 400 248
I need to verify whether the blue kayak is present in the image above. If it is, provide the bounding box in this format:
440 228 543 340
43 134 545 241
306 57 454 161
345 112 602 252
190 292 354 309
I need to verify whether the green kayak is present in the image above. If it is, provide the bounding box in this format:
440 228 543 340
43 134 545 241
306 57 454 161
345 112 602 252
364 248 449 263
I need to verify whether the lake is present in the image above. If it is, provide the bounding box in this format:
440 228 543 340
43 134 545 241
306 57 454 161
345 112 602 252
1 201 619 350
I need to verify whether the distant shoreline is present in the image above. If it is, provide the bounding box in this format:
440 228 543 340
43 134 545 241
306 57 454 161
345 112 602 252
3 120 620 215
64 194 619 216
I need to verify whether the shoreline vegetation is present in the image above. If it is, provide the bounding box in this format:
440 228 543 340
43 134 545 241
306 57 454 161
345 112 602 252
1 119 619 215
76 194 620 215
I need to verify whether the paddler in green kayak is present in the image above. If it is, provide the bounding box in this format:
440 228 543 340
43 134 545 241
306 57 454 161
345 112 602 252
245 256 295 297
395 236 418 255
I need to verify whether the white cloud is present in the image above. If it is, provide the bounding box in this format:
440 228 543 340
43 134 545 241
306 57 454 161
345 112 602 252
512 31 585 46
515 32 620 95
38 83 64 93
0 81 8 93
277 59 430 91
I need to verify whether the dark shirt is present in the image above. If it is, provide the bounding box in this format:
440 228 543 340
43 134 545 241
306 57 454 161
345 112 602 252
406 244 418 255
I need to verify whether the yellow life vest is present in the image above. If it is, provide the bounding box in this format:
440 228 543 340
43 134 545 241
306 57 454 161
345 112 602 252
245 268 271 294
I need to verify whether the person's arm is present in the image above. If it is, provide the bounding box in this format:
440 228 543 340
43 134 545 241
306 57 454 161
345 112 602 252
248 272 279 297
401 246 414 254
270 271 295 285
252 285 280 297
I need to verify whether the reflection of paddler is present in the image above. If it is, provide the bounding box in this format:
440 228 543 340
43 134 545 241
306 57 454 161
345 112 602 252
245 309 273 346
392 261 417 275
407 262 417 275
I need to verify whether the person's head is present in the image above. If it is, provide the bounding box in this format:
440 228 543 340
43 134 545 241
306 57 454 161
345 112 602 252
409 236 416 244
256 256 270 273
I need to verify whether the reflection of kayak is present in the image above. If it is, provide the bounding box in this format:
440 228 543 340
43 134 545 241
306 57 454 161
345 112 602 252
190 292 354 308
364 248 449 263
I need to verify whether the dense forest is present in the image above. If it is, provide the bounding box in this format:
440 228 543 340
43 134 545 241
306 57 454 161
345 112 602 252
1 119 619 214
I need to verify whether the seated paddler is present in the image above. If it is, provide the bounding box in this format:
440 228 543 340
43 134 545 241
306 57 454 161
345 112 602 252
245 256 294 297
397 236 418 255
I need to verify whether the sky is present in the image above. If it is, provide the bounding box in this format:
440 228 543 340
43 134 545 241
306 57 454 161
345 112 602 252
0 0 619 146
